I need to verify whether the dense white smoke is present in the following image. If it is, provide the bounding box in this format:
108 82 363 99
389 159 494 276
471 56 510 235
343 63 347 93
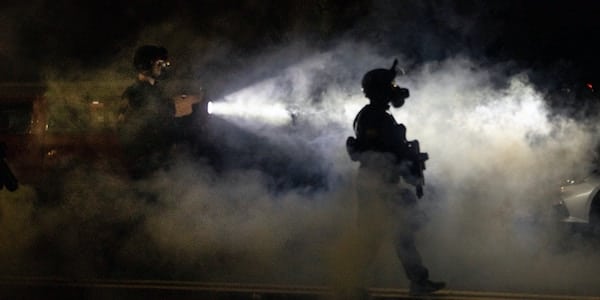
173 43 600 293
2 41 600 297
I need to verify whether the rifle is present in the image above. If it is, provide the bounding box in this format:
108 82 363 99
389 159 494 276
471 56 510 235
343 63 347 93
404 140 428 198
0 142 19 192
391 122 429 198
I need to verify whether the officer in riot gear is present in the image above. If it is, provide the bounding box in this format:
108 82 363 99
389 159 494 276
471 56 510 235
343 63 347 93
347 59 445 296
119 45 205 180
119 45 176 180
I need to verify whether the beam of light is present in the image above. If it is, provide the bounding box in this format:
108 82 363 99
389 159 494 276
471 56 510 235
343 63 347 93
206 78 294 126
207 100 291 126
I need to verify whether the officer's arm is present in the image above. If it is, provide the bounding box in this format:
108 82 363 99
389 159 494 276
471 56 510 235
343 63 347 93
355 110 384 150
380 115 407 155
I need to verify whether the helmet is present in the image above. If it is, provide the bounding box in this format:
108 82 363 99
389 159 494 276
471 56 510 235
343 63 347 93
133 45 168 72
361 68 396 97
361 59 409 107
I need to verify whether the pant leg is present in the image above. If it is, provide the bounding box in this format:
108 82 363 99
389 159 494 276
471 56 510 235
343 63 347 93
391 186 429 283
394 228 429 282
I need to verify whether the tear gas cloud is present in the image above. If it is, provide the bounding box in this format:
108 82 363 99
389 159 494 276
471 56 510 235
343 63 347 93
3 40 600 296
167 42 600 293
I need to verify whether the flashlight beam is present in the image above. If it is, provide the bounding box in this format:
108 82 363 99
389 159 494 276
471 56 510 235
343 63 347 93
207 101 292 125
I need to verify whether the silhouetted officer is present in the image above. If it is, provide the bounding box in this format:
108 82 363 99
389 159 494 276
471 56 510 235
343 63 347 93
347 60 445 296
119 45 177 180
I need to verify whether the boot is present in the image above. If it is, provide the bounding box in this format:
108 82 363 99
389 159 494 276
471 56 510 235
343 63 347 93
409 279 446 295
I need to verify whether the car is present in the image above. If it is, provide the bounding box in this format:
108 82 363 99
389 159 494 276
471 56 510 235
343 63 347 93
0 81 328 199
0 82 128 189
553 171 600 233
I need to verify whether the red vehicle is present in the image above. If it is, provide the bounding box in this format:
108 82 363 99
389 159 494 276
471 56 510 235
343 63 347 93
0 82 128 192
1 81 209 191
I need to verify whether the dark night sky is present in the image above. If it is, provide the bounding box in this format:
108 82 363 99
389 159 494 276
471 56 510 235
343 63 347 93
2 0 600 85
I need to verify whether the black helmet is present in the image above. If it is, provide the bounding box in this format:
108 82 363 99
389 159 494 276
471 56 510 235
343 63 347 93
361 59 409 107
133 45 168 71
361 68 396 97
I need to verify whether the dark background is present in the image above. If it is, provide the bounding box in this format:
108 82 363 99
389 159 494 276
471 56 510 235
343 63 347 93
1 0 600 87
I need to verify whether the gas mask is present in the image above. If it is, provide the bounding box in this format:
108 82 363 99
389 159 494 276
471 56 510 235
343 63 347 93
390 83 410 108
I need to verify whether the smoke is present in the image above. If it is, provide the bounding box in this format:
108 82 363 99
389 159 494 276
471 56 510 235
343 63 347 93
192 44 600 294
2 40 600 295
398 59 600 294
2 2 600 297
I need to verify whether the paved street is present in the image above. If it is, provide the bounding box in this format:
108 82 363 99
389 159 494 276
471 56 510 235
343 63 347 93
1 277 599 300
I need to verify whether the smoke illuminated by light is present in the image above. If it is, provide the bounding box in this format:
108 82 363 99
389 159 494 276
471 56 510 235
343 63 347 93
207 98 292 125
195 54 600 293
4 40 600 296
206 75 295 126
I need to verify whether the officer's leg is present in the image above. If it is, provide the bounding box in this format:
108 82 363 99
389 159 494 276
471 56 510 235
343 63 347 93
355 179 386 281
394 229 429 282
393 188 445 295
391 187 429 282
